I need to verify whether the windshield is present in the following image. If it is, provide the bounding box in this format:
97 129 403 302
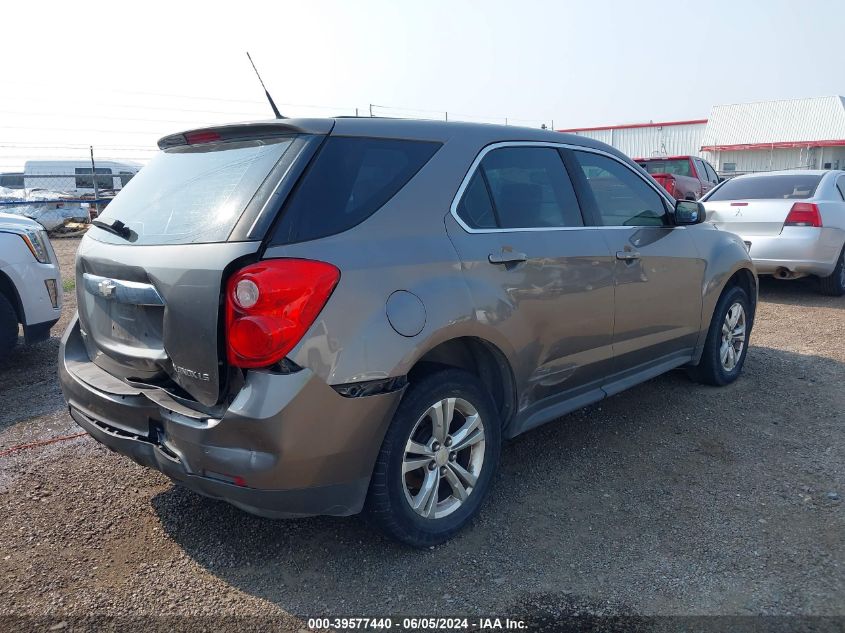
637 159 691 177
707 174 822 201
93 137 294 245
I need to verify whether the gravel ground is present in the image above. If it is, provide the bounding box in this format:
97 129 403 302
0 236 842 628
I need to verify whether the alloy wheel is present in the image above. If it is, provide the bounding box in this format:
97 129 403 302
720 302 746 371
402 397 486 519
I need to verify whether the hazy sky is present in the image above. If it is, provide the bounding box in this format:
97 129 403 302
0 0 840 169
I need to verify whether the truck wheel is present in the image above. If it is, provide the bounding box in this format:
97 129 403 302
365 368 501 548
688 285 751 386
0 293 19 360
817 247 845 297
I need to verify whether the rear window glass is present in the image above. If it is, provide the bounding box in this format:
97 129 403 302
707 174 822 201
637 159 692 177
271 137 441 244
93 138 294 245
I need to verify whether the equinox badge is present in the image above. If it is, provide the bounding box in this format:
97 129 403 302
173 364 211 382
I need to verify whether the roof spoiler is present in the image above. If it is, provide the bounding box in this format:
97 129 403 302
157 119 335 149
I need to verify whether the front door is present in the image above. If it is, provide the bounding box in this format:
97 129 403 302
445 144 615 426
566 149 705 386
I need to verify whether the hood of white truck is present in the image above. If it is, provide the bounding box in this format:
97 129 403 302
0 211 43 232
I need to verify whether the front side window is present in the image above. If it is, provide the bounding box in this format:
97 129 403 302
693 158 707 180
573 151 668 227
455 146 583 229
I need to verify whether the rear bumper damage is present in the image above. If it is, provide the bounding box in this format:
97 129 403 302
59 316 403 518
743 227 844 277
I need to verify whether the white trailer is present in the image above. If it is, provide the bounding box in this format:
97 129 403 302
23 159 142 195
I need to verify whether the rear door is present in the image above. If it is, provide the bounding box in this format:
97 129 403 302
565 149 704 384
445 144 615 420
75 133 318 406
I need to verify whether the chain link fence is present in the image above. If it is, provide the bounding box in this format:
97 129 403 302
0 151 141 231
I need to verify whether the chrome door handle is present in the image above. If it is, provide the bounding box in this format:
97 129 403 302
488 251 528 265
615 251 641 261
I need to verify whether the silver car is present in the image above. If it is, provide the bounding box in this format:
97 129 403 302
702 170 845 296
59 118 756 547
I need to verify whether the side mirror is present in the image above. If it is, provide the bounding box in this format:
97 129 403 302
674 199 706 225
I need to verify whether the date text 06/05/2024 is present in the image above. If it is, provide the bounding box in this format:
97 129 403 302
305 617 528 630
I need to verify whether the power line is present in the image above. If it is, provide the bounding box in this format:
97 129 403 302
0 125 165 135
4 80 358 112
0 141 156 151
0 109 269 125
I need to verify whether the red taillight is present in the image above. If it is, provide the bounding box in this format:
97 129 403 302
225 259 340 368
184 130 222 145
784 202 822 228
657 176 675 197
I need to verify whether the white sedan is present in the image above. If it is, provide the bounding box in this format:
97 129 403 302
701 170 845 296
0 212 62 359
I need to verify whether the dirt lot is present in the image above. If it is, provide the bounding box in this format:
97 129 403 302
0 236 842 627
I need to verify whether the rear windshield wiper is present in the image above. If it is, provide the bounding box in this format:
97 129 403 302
92 218 131 240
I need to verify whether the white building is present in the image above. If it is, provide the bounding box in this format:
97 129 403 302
560 96 845 176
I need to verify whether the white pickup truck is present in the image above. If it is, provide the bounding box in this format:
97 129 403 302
0 212 62 359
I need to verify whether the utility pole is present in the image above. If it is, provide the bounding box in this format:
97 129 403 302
369 103 373 117
89 145 99 211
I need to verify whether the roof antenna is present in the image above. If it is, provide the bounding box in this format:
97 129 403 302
246 51 284 119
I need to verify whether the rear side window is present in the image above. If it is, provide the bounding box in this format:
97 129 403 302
456 146 583 229
707 174 823 201
271 137 441 244
457 172 497 229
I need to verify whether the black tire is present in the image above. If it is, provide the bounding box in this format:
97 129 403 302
687 285 751 386
817 246 845 297
365 368 501 548
0 293 18 360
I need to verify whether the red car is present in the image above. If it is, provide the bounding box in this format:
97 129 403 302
636 155 721 200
